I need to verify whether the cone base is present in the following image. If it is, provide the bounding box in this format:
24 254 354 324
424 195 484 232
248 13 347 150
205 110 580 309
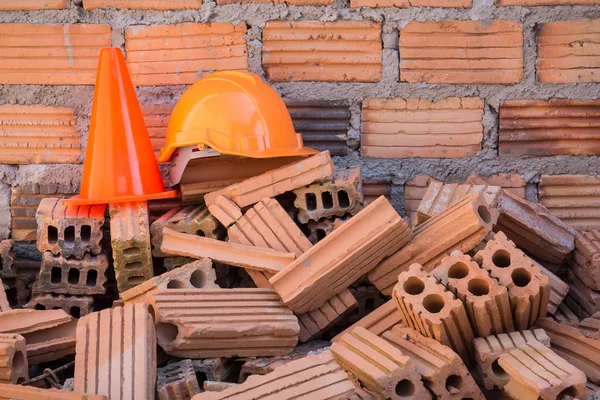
62 190 178 206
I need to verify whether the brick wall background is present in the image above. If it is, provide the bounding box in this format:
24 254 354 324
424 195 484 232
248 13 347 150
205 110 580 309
1 0 600 252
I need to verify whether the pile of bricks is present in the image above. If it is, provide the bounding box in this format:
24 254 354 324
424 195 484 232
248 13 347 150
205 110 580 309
1 150 600 400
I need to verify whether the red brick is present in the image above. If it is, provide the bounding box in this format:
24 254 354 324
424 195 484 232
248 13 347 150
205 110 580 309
0 24 111 85
0 105 80 164
537 19 600 83
351 0 470 7
142 104 172 157
0 334 27 384
84 0 201 9
333 300 403 342
125 23 247 86
297 289 358 343
498 0 600 3
400 21 523 84
218 0 331 4
0 279 9 312
572 230 600 290
262 21 382 82
361 97 483 159
363 180 391 205
0 0 68 9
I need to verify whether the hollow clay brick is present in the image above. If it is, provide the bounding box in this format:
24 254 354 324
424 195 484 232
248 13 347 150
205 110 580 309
361 97 484 159
498 340 587 400
580 312 600 339
28 293 94 318
84 0 201 9
147 288 299 358
109 201 153 292
306 217 347 244
0 0 68 9
400 21 523 84
333 300 403 342
271 196 410 313
537 318 600 382
572 230 600 291
297 289 358 343
550 302 580 327
75 303 156 400
331 327 430 400
0 24 111 85
472 329 550 390
534 260 569 316
157 359 200 400
473 231 551 330
0 279 9 312
151 206 182 257
293 166 363 223
37 252 108 295
498 190 576 265
208 196 243 228
0 240 16 279
36 197 105 259
0 308 76 364
351 0 470 7
434 251 514 337
0 105 81 164
370 192 497 295
0 334 27 384
393 263 475 367
0 383 107 400
383 326 485 399
192 350 355 400
121 259 217 304
564 268 600 318
165 205 226 240
125 23 247 85
162 228 294 275
262 21 382 82
204 151 335 209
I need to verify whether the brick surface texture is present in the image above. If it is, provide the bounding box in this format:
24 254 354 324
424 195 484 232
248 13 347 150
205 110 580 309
351 0 471 7
0 1 69 9
84 0 202 9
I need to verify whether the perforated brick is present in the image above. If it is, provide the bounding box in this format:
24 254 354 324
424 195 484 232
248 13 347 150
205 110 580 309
0 334 27 385
37 252 108 295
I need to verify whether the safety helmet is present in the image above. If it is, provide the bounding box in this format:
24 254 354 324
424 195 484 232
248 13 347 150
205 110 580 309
158 71 317 163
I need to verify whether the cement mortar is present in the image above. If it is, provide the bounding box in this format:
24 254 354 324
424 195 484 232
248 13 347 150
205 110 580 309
1 0 600 215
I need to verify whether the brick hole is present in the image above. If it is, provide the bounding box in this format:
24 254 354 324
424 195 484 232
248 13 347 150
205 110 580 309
337 190 350 208
196 229 206 237
448 262 469 279
195 371 208 388
445 375 464 393
166 279 186 289
156 322 179 345
558 386 579 399
52 307 62 310
127 275 145 285
70 306 80 318
322 191 333 209
190 270 206 288
48 226 59 244
5 287 17 307
395 379 415 398
64 226 75 248
125 261 143 270
68 268 80 284
123 247 141 256
491 359 508 380
423 294 445 313
11 350 25 373
403 277 425 295
511 268 531 287
305 193 317 211
81 225 91 246
34 304 46 310
51 267 62 283
467 278 490 296
365 297 375 313
86 270 98 287
492 250 511 268
316 229 326 242
16 377 26 384
148 305 156 321
477 206 491 224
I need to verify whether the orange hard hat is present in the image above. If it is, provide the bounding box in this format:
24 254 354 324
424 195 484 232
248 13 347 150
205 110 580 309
157 71 317 162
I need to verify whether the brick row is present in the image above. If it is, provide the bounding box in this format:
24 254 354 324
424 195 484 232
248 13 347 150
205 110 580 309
84 0 201 9
142 104 172 157
363 180 392 205
0 0 68 9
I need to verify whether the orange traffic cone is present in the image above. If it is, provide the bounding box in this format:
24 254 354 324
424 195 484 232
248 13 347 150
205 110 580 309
64 48 176 206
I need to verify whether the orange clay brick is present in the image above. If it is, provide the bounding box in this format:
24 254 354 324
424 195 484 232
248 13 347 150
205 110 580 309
0 384 106 400
370 192 497 295
217 0 331 4
400 21 523 84
0 0 68 9
262 21 382 82
537 19 600 83
361 97 484 159
498 340 587 400
565 268 600 318
142 104 172 157
383 326 485 399
434 251 514 337
549 302 580 327
333 300 403 342
573 231 600 290
363 180 392 205
297 289 358 343
75 303 156 400
125 23 247 86
207 195 242 228
404 176 441 223
539 174 600 231
351 0 470 7
331 327 431 400
147 288 299 358
27 293 94 318
0 279 9 312
500 100 600 156
498 0 600 3
0 334 27 384
393 264 475 367
472 329 550 390
473 231 551 330
270 196 411 313
0 105 80 164
464 173 527 198
579 312 600 339
0 24 111 85
84 0 201 9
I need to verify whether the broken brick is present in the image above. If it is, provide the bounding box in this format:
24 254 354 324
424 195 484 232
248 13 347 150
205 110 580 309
333 300 403 342
293 166 363 223
120 259 217 305
572 230 600 291
84 0 201 9
28 293 94 318
0 240 15 279
565 269 600 318
0 0 68 9
580 312 600 339
165 205 226 239
306 217 347 244
332 327 431 400
393 264 475 367
370 192 497 295
207 196 242 228
0 334 27 384
0 383 107 400
550 302 581 327
535 260 569 315
0 278 9 312
383 325 485 399
157 359 200 400
192 358 240 383
37 252 108 296
434 251 514 337
472 329 551 390
297 289 358 343
203 382 238 392
271 196 410 313
147 288 299 358
75 303 156 400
